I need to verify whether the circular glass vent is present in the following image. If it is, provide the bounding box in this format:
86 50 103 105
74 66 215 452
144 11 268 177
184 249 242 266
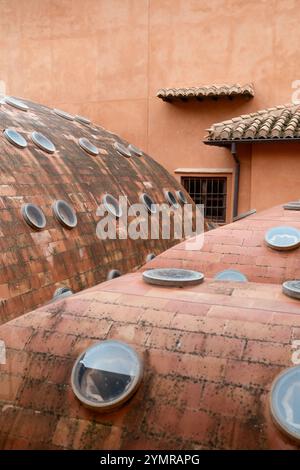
114 142 132 158
102 194 122 218
214 269 248 282
21 203 46 230
265 226 300 251
270 366 300 442
53 286 73 300
146 253 156 262
282 280 300 300
5 96 28 111
71 340 143 411
165 190 179 208
75 115 91 125
107 269 122 280
176 190 188 205
52 200 77 229
3 129 27 149
31 131 56 154
140 193 156 214
283 202 300 211
143 268 204 287
79 137 99 156
128 144 143 157
53 108 74 121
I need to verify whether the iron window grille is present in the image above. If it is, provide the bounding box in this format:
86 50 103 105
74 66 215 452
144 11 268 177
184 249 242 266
182 176 227 223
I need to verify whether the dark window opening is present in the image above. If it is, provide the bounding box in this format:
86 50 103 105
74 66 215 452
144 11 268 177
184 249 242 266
182 176 227 223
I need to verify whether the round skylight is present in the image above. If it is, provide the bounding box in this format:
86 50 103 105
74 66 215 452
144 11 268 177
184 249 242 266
176 190 188 205
21 203 46 230
3 129 27 149
165 190 179 208
102 194 122 218
270 366 300 442
52 200 77 229
283 202 300 211
107 269 122 280
71 340 143 411
75 115 91 125
5 96 28 111
143 268 204 287
282 280 300 300
214 269 248 282
140 193 156 214
31 131 56 154
114 142 132 158
128 144 143 157
53 286 73 301
79 137 99 156
146 253 156 262
265 226 300 251
53 108 74 121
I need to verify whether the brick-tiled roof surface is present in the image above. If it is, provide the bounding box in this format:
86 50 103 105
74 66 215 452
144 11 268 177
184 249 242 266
205 103 300 142
157 83 254 102
144 204 300 284
0 97 192 323
0 272 300 449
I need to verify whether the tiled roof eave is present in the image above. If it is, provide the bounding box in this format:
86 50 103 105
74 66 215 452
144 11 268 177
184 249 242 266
205 103 300 142
157 83 254 101
204 136 300 146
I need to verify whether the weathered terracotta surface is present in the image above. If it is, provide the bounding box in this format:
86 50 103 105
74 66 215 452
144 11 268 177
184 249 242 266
144 204 300 284
0 98 192 323
0 204 300 450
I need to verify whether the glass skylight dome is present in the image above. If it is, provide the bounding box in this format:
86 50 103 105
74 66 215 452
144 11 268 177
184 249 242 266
71 340 143 411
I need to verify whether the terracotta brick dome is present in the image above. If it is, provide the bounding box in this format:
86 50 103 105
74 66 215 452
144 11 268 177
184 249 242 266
144 204 300 284
0 96 195 323
1 204 300 450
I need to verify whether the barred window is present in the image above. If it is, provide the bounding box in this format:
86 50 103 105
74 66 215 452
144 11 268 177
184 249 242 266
182 176 227 223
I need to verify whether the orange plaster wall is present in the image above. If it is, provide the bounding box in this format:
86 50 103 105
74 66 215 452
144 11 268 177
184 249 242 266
251 143 300 211
1 0 300 218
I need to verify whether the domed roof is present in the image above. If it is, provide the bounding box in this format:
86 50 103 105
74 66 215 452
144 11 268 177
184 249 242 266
0 204 300 450
0 96 194 323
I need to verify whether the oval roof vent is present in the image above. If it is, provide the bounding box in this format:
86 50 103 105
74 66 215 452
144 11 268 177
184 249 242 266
214 269 248 282
140 193 157 214
79 137 99 156
107 269 122 280
53 108 74 121
71 340 143 412
21 203 46 230
102 194 122 218
75 115 91 125
3 128 27 149
143 268 204 287
176 190 188 205
270 366 300 442
53 286 73 301
165 190 179 208
5 96 28 111
52 200 77 229
128 144 143 157
146 253 156 262
114 142 132 158
265 226 300 251
282 280 300 300
31 131 56 154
